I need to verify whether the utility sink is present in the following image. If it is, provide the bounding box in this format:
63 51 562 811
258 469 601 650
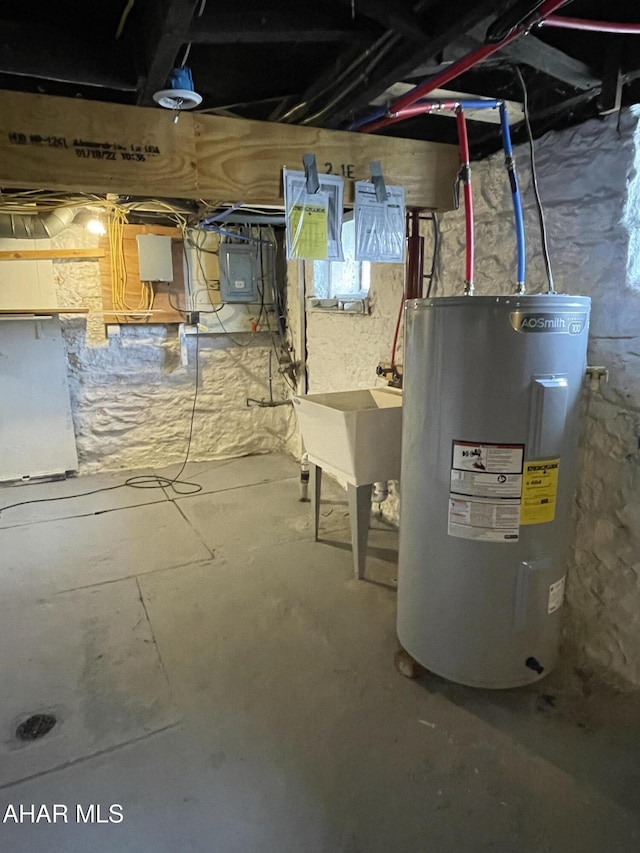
293 387 403 485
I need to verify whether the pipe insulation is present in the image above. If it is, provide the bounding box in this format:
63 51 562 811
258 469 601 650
540 16 640 34
0 207 79 239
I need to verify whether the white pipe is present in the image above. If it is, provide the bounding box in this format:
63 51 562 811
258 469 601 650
299 452 310 502
372 481 389 504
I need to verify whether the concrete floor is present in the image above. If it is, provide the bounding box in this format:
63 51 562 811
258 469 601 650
0 453 639 852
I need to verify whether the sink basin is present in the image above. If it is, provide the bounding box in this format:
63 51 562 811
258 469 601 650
293 387 403 484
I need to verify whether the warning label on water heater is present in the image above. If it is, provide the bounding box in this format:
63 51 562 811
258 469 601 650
548 576 566 614
448 441 524 542
521 459 560 525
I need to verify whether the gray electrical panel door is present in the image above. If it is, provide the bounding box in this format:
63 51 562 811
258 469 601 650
219 244 258 302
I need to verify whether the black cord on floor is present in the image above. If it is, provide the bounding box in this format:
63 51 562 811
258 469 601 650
0 333 203 518
517 66 555 294
0 482 130 517
125 328 202 496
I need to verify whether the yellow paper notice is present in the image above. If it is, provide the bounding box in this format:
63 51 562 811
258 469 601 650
520 459 560 525
288 202 328 259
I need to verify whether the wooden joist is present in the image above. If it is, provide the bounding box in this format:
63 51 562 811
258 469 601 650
0 248 105 261
0 90 459 210
0 308 89 314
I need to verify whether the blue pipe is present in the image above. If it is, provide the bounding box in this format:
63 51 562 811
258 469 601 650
349 99 502 130
440 99 502 110
201 224 269 243
348 106 388 131
202 203 245 224
499 103 526 291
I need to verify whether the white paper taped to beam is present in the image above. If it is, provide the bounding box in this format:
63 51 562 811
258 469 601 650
283 169 344 261
354 181 405 263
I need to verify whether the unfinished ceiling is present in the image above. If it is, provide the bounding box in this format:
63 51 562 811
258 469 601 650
1 0 639 157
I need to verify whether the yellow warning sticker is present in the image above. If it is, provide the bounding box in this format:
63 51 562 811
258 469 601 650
520 459 560 525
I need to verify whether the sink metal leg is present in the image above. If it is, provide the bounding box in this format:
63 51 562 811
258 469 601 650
348 483 372 580
311 464 322 541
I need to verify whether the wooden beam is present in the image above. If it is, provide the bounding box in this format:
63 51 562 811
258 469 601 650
0 90 458 210
597 40 624 116
188 10 369 44
335 0 428 40
496 36 600 92
408 33 601 92
0 249 105 261
0 20 136 92
0 90 198 198
138 0 200 105
194 112 457 209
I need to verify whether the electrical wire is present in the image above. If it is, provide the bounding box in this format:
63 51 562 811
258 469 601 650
115 0 136 39
178 227 225 315
125 330 202 495
516 66 555 294
108 206 156 318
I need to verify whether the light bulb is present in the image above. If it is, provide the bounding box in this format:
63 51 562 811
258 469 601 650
86 218 106 235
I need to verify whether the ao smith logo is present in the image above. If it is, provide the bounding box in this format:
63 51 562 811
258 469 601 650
509 312 587 335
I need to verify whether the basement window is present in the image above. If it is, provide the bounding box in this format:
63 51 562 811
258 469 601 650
310 218 371 311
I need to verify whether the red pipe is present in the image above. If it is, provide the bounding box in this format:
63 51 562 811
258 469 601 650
362 101 464 134
541 16 640 34
455 109 474 293
360 0 568 134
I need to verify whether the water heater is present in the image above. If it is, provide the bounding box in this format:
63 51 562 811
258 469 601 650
397 295 591 688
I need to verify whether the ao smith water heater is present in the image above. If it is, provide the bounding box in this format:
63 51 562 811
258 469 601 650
397 295 590 688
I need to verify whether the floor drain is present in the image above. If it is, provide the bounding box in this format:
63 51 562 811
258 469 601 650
15 714 57 742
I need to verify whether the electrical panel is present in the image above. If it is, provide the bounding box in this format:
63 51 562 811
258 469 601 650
219 244 259 303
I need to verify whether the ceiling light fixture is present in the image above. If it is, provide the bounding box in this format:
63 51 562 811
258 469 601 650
153 67 202 124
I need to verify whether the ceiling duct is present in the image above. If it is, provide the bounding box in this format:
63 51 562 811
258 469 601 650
0 207 79 240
